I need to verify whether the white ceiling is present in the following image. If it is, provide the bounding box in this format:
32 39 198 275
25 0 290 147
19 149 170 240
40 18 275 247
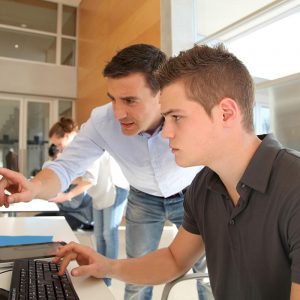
195 0 300 81
196 0 275 37
227 8 300 80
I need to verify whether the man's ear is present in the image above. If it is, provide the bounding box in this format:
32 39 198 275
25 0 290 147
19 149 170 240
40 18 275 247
219 98 239 126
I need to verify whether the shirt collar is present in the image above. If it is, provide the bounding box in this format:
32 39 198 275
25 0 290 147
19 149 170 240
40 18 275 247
206 134 283 195
240 134 283 193
138 119 164 138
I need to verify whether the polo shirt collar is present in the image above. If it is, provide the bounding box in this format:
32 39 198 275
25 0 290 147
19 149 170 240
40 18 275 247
206 171 225 195
240 134 283 194
206 134 283 195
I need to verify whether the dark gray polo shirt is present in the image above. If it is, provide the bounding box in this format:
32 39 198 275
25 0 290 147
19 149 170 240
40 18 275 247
183 134 300 300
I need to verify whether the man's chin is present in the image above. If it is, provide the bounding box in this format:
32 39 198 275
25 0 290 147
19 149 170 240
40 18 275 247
121 127 139 136
174 155 194 168
174 156 187 167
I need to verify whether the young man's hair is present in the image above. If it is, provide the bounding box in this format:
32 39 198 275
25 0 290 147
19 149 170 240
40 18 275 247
156 44 255 132
49 117 78 138
103 44 167 95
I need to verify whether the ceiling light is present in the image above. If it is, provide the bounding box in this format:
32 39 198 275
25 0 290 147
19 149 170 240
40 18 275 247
14 44 19 49
20 24 27 28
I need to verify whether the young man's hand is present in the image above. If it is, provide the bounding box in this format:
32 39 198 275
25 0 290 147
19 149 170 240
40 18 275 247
53 242 112 278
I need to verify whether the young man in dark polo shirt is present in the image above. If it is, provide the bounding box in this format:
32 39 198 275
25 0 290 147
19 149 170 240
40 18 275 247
53 44 300 300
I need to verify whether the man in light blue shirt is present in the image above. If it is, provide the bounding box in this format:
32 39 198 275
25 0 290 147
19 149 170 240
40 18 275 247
0 44 203 300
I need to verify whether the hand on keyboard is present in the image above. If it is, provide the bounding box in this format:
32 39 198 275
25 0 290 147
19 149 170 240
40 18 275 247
53 242 111 279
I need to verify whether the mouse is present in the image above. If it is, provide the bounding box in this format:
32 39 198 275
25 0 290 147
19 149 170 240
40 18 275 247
0 288 9 300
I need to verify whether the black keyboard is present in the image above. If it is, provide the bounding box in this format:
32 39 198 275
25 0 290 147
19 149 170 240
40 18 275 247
9 259 79 300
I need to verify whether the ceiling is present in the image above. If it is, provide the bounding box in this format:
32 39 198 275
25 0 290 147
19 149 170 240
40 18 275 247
195 0 300 81
196 0 275 37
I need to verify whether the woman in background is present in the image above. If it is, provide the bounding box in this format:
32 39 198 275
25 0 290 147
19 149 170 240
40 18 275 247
47 117 98 230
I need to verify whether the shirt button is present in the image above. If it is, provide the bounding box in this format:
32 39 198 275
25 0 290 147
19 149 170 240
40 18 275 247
229 219 235 225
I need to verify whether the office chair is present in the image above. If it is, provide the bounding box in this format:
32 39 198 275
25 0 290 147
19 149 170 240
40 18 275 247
161 272 212 300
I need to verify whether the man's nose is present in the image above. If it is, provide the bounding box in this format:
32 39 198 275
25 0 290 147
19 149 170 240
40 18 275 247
113 101 127 119
161 122 174 139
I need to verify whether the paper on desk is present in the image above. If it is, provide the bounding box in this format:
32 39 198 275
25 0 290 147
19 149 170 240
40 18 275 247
0 235 53 246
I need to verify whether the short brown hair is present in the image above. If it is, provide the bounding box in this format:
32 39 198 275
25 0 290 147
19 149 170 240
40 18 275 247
49 117 78 138
156 44 255 132
103 44 167 95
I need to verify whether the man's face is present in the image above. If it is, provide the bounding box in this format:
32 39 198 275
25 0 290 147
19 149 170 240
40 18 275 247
107 73 162 136
160 82 220 167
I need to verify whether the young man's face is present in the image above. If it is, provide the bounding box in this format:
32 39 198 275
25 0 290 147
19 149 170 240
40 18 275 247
107 73 162 136
160 81 219 167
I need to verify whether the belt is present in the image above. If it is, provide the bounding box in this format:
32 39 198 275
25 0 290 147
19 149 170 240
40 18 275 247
164 187 187 199
130 186 187 199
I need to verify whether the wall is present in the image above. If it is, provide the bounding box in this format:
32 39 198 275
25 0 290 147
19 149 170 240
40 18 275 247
0 58 76 98
160 0 196 56
76 0 161 124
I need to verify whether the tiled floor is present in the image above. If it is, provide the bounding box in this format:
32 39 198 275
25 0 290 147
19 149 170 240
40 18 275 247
75 225 200 300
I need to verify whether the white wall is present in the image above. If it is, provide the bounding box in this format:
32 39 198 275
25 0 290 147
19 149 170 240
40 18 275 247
161 0 196 56
0 58 76 98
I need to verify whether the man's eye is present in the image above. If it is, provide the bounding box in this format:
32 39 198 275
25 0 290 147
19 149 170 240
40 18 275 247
173 115 181 121
125 99 135 105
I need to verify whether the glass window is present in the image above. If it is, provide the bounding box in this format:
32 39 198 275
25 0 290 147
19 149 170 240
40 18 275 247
62 5 77 37
61 38 76 66
0 0 57 33
255 77 300 151
254 104 270 135
0 1 77 66
195 1 300 153
59 100 73 118
0 99 20 170
27 102 50 177
0 27 56 63
226 7 300 82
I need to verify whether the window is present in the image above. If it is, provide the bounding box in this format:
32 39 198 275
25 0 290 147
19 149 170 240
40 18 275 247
195 0 300 150
0 0 57 32
59 100 73 119
0 94 74 176
0 0 77 66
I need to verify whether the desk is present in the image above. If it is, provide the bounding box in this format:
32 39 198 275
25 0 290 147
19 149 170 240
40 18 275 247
0 199 59 217
0 217 115 300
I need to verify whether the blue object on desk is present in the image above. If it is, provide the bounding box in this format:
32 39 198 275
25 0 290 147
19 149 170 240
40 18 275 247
0 235 53 246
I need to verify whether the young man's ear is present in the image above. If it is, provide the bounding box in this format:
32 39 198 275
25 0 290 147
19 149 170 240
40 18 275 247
219 98 239 126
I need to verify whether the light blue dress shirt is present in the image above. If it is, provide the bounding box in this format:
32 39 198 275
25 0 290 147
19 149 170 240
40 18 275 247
44 103 201 197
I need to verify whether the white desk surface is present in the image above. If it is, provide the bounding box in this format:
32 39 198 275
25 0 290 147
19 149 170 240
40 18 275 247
0 217 115 300
0 199 59 213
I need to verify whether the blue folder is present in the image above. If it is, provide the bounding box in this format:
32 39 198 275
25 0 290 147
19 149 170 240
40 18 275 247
0 235 53 246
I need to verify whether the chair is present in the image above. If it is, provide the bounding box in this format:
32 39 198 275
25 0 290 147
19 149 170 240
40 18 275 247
161 272 211 300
